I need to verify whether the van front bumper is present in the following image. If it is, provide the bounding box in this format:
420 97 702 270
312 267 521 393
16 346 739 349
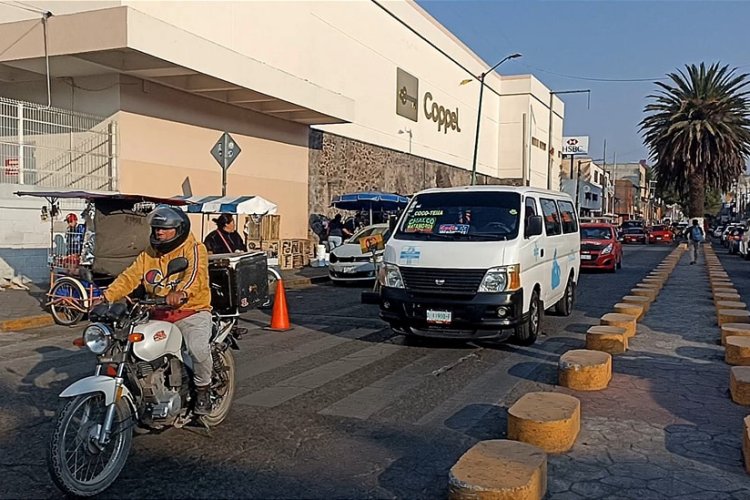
379 287 525 339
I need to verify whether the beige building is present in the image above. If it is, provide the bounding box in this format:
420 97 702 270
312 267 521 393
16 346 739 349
0 1 564 282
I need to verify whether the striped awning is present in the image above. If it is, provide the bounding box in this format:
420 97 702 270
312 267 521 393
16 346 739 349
178 195 277 215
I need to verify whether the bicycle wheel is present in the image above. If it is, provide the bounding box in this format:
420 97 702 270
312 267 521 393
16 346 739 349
49 278 86 326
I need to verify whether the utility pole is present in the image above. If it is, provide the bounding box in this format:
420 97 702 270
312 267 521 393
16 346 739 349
546 89 590 190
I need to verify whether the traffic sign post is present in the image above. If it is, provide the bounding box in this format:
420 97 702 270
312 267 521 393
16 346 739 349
210 132 242 196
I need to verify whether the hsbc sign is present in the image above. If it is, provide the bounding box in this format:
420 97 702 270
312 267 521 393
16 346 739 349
562 136 589 155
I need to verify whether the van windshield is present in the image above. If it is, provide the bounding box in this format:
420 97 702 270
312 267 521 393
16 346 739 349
395 191 521 241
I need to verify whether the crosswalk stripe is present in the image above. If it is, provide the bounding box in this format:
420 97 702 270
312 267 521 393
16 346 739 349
236 342 401 408
317 348 461 420
235 327 379 381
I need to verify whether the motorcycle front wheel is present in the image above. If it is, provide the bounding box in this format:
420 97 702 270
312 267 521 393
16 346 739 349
203 348 236 427
47 394 133 497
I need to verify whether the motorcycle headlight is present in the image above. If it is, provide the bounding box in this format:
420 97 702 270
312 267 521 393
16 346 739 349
601 243 614 255
83 323 112 354
381 263 404 288
479 265 521 293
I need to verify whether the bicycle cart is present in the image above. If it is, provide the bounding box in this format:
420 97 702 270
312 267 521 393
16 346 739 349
15 190 190 326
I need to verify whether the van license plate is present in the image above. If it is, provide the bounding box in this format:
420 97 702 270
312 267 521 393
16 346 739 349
426 310 452 324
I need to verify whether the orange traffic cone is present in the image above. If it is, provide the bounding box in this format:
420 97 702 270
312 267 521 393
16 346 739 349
266 279 292 331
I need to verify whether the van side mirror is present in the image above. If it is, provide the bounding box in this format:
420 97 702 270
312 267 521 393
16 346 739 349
388 214 398 233
525 215 543 238
166 257 189 277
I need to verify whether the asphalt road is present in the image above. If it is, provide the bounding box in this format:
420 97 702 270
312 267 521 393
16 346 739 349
0 244 672 499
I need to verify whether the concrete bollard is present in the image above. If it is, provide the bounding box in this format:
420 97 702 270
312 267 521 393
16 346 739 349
586 326 628 354
721 323 750 346
716 301 747 314
631 287 658 301
448 439 547 500
601 313 637 337
743 416 750 474
726 336 750 366
614 302 645 321
715 293 742 306
558 350 612 391
730 367 750 405
507 392 581 454
621 295 651 314
718 309 750 326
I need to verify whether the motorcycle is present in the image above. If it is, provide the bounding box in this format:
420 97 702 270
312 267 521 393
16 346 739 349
46 258 239 497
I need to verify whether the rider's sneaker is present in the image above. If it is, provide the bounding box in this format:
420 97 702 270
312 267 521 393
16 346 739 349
194 385 211 415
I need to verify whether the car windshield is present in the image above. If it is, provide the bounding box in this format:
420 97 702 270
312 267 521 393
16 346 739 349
625 228 644 234
651 226 666 231
349 226 389 244
396 191 521 241
581 227 612 240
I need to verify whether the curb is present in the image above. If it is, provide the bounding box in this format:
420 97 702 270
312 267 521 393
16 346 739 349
0 314 54 333
283 275 330 288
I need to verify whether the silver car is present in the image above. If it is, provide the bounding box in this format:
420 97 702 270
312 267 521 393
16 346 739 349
328 224 390 283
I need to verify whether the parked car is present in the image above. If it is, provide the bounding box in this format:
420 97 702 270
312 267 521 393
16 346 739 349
728 227 745 255
713 225 725 239
580 223 622 272
622 227 647 244
648 225 673 244
329 223 390 283
739 229 750 259
722 224 740 247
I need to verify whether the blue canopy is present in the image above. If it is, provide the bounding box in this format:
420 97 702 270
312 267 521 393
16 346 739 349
330 191 409 212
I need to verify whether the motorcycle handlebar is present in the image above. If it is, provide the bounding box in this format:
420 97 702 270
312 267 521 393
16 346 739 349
138 297 168 306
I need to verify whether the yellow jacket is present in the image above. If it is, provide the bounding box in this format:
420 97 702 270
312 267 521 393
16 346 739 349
103 233 211 311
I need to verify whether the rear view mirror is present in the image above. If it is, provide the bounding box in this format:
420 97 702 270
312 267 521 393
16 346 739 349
525 215 543 238
166 257 189 277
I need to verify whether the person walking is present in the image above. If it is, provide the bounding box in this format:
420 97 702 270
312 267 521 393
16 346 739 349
685 218 705 264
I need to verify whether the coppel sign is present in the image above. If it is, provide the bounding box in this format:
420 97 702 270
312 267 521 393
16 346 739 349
562 136 589 155
424 92 461 134
396 68 461 134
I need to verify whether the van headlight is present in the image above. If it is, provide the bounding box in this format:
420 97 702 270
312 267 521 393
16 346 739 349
381 263 404 288
83 323 112 354
479 264 521 293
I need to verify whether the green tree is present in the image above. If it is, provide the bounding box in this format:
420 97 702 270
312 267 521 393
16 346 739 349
640 63 750 217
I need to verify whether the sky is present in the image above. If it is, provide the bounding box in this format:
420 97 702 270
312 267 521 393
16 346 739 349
417 0 750 166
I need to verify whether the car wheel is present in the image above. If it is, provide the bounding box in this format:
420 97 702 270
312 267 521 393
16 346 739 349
514 289 541 345
554 277 576 316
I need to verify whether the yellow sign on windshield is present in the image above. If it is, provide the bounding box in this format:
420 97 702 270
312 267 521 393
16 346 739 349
360 233 385 254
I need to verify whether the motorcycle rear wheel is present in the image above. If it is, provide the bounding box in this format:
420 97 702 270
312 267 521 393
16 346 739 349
47 394 133 497
203 348 236 427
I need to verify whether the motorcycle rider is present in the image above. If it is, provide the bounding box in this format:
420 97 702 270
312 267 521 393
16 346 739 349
102 205 213 415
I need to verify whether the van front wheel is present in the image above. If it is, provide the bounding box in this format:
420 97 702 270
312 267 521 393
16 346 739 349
513 290 541 346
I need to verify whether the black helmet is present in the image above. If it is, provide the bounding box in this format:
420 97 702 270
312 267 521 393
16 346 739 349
147 205 190 254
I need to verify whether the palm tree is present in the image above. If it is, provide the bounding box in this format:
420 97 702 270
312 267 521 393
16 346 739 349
640 62 750 218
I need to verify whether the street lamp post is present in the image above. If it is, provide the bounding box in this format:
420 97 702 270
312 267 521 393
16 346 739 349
464 53 522 186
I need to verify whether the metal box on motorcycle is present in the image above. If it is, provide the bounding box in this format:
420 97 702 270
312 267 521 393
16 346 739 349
208 251 268 313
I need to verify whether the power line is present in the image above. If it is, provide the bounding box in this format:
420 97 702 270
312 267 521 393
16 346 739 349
0 1 48 15
521 63 666 83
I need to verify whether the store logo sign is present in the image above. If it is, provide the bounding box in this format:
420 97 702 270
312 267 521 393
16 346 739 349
424 92 461 134
396 68 419 122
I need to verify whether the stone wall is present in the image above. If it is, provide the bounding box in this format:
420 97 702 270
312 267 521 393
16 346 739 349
308 130 516 217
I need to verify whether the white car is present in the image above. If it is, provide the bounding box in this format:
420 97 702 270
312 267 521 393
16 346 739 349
328 224 390 283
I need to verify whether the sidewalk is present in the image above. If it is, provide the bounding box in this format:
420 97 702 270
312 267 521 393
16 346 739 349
504 248 750 497
0 266 329 332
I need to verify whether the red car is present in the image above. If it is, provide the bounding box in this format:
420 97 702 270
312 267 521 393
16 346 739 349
648 225 673 244
580 223 623 272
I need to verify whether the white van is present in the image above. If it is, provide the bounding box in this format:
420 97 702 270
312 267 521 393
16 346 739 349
379 186 580 345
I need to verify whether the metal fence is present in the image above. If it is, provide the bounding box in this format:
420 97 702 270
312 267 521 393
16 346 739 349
0 97 117 190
